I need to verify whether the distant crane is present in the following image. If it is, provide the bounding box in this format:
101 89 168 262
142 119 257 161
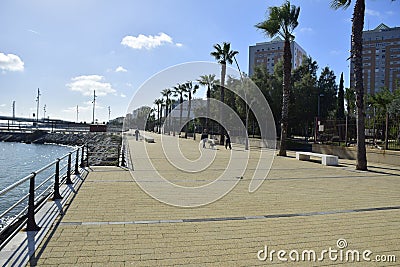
92 90 97 124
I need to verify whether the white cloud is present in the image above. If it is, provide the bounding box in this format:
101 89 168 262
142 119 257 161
115 66 127 72
28 29 40 35
0 104 6 108
366 8 380 17
176 43 183 47
386 11 395 16
120 93 127 98
121 32 181 50
299 27 314 34
67 75 116 96
0 52 24 72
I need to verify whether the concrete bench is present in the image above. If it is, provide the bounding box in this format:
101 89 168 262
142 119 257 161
207 139 217 149
296 152 338 166
141 135 155 143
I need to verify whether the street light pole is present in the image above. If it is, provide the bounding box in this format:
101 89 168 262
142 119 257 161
92 90 97 124
36 88 41 122
233 56 250 150
315 93 324 143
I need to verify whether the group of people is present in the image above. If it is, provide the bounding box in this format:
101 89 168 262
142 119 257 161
201 129 231 150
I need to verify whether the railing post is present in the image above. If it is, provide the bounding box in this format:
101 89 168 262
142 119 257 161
121 145 126 167
53 159 62 200
66 153 73 184
27 172 41 231
80 146 85 168
117 145 121 167
74 149 80 175
86 144 89 167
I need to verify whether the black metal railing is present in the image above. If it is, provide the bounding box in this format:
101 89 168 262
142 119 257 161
0 145 87 248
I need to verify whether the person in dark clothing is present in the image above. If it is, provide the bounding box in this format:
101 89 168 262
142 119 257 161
201 129 208 148
225 132 232 150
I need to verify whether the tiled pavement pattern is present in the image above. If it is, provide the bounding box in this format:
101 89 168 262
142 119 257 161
30 133 400 266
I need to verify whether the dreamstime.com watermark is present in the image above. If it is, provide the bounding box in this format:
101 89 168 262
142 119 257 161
257 239 397 263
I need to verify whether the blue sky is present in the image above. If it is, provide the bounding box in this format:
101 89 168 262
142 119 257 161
1 0 399 122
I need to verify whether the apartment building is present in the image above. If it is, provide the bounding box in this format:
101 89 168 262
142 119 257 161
351 23 400 94
248 36 307 76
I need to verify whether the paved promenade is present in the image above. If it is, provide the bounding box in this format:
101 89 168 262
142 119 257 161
27 133 400 266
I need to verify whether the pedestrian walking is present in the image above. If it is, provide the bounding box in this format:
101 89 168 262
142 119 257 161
201 129 208 148
225 131 232 150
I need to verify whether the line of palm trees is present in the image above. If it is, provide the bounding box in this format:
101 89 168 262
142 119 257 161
152 42 239 141
153 81 200 138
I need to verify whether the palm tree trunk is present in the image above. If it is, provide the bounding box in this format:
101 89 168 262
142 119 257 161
352 0 367 170
179 94 183 135
220 64 226 145
206 86 210 130
278 39 292 156
185 92 192 139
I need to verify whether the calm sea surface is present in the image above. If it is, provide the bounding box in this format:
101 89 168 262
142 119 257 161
0 142 74 227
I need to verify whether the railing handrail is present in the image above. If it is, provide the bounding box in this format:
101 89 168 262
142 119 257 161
0 173 34 197
0 145 86 243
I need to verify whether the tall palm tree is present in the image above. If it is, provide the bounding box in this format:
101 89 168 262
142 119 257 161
331 0 370 170
197 74 216 130
161 88 173 134
173 83 187 134
153 98 163 134
183 81 199 139
211 42 238 145
256 1 300 157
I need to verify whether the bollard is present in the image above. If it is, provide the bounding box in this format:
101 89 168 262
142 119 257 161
53 159 62 200
74 150 80 175
80 145 85 168
27 173 41 231
66 153 73 184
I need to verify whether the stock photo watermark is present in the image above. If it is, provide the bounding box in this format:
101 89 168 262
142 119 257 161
257 238 397 263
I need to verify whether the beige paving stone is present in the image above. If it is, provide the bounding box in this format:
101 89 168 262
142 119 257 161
27 132 400 266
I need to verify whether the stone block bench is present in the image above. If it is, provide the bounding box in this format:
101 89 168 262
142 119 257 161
141 135 155 143
296 152 338 166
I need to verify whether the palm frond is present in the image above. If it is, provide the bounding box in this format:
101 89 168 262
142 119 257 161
330 0 352 10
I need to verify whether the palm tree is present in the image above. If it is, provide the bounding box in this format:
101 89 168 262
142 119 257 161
211 42 238 145
197 74 216 130
161 88 173 134
173 83 187 135
183 81 199 139
153 98 163 134
331 0 370 170
256 1 300 157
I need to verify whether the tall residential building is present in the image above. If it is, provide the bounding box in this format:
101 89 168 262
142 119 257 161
248 36 307 76
351 23 400 94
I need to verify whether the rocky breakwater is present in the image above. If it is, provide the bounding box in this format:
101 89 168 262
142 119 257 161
0 131 122 166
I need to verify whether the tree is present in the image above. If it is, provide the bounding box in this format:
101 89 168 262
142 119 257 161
210 42 238 145
318 66 338 119
291 56 318 137
331 0 367 170
197 74 216 130
161 88 173 134
183 81 199 139
154 99 163 134
256 0 300 156
173 83 187 134
337 72 345 120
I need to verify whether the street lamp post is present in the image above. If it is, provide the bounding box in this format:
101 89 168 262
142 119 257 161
315 93 324 142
